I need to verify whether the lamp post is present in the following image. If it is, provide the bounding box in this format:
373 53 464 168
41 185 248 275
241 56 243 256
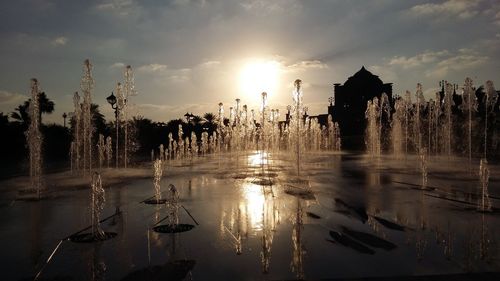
62 112 67 128
106 92 119 168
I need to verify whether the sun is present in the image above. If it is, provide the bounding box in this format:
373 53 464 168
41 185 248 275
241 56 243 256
239 60 280 100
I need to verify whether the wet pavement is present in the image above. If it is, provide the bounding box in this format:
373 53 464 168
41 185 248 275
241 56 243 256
0 151 499 280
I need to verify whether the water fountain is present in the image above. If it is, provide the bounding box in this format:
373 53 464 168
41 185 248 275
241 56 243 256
391 98 404 158
168 133 173 160
460 78 477 167
414 84 425 152
177 124 184 159
70 172 117 242
380 93 391 153
105 136 112 168
443 82 454 158
97 134 105 170
123 65 137 168
159 144 165 161
432 92 441 155
26 78 43 198
404 91 412 155
72 92 81 173
365 98 380 157
81 59 95 174
484 80 498 160
144 159 166 204
291 80 304 176
153 184 195 233
191 132 198 155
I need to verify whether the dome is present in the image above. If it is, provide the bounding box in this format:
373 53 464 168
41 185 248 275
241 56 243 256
343 66 383 88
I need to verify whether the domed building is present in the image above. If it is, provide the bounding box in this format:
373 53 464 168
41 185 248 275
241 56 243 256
329 66 393 149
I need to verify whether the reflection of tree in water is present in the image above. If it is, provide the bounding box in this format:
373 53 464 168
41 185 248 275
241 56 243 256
291 198 304 280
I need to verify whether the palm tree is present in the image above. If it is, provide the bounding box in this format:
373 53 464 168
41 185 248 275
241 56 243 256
203 113 216 124
11 101 30 124
10 92 54 126
38 92 55 124
191 115 203 125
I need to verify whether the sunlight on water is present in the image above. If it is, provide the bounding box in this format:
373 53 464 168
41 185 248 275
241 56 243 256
248 151 268 167
241 183 265 231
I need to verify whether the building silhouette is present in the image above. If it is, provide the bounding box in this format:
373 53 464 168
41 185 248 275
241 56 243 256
329 66 393 149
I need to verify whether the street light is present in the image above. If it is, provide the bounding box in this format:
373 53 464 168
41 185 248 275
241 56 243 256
106 92 119 168
62 112 67 128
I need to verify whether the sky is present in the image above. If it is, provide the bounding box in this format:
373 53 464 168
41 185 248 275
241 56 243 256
0 0 499 124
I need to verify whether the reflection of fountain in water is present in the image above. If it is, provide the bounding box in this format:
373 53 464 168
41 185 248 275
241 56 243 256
479 214 491 261
478 159 492 212
419 148 428 189
91 172 106 239
90 243 106 281
261 191 279 274
291 198 304 280
26 78 43 197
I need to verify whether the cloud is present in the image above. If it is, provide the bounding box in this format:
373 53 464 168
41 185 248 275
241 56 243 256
51 36 68 46
240 0 302 16
408 0 481 20
198 60 221 68
389 50 450 68
0 90 27 106
136 102 215 120
94 0 142 17
287 60 329 71
172 0 207 7
110 62 126 69
168 68 191 83
137 63 168 73
426 51 488 77
368 65 397 82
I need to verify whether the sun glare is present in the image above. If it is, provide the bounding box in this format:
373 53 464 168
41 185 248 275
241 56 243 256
239 60 280 100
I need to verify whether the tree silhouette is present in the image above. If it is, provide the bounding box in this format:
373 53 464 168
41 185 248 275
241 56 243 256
203 113 215 124
10 92 55 126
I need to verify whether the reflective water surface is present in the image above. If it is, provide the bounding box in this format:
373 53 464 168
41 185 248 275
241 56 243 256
0 151 499 280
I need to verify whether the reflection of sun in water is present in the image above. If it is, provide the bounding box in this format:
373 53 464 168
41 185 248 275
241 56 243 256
239 60 280 100
241 183 265 231
248 151 268 166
